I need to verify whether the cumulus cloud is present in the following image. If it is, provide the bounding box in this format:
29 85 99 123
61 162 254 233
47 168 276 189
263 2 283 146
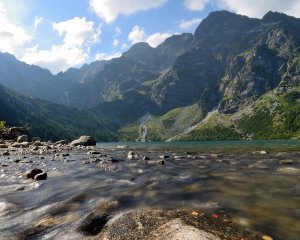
95 52 122 60
180 18 202 30
34 16 43 29
128 25 147 44
0 2 31 54
218 0 300 18
52 17 100 48
22 17 101 73
184 0 209 11
90 0 167 23
128 25 171 47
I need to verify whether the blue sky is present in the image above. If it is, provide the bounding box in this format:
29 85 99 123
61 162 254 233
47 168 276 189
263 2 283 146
0 0 299 74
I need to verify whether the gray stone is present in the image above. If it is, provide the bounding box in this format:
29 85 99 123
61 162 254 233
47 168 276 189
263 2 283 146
88 150 101 155
32 137 41 143
96 209 223 240
17 135 27 143
127 151 138 159
34 172 47 181
2 151 9 156
279 160 294 165
55 139 69 145
147 160 165 165
11 142 29 148
0 144 8 148
70 136 96 146
27 169 43 179
32 141 44 147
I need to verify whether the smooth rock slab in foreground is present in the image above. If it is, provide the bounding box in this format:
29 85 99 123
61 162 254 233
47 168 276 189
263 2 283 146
94 209 259 240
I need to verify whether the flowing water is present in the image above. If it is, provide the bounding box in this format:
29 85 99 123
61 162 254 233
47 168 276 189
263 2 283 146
0 140 299 239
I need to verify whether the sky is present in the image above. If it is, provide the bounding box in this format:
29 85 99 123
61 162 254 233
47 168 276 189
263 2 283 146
0 0 300 74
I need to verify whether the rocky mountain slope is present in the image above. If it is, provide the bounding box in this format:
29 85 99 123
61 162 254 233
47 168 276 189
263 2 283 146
0 84 116 141
0 10 300 141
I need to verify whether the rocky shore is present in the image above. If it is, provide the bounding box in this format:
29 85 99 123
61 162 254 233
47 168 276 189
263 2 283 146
1 134 298 239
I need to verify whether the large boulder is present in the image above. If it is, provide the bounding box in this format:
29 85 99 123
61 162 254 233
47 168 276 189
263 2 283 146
17 135 28 143
95 209 259 240
70 136 96 146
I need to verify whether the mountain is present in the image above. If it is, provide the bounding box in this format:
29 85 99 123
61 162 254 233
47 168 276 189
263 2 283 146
0 84 116 141
0 11 300 141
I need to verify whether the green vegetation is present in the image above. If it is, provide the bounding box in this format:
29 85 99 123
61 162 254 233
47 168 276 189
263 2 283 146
0 86 117 142
0 121 6 133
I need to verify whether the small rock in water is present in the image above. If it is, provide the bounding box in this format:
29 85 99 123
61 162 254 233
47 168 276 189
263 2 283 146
88 150 101 155
2 151 9 156
143 156 151 160
279 159 294 165
17 135 28 143
127 151 138 159
61 153 70 157
34 172 47 181
27 169 43 179
11 142 29 148
110 158 125 163
55 139 69 145
0 144 8 148
160 155 170 159
147 160 165 165
32 141 44 147
32 137 41 143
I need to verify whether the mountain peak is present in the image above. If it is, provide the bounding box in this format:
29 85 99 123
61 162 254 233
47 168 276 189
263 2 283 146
262 11 293 22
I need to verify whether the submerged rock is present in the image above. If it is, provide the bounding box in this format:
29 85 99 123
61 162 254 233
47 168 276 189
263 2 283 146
279 159 294 165
77 199 118 236
70 136 96 146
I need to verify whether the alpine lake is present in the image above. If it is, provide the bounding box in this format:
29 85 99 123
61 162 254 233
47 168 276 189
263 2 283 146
0 140 299 239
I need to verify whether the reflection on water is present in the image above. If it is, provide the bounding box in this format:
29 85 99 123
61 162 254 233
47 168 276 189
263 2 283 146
0 140 299 239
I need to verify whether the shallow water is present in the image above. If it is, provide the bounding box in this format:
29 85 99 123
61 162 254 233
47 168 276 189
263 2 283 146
0 140 300 239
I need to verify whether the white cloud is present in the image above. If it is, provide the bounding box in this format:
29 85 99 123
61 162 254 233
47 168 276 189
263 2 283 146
128 25 147 44
34 16 43 30
90 0 167 23
95 52 122 60
22 17 101 74
52 17 100 48
0 2 31 54
184 0 209 11
113 39 119 47
146 32 172 47
218 0 300 18
128 25 171 47
180 18 202 30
